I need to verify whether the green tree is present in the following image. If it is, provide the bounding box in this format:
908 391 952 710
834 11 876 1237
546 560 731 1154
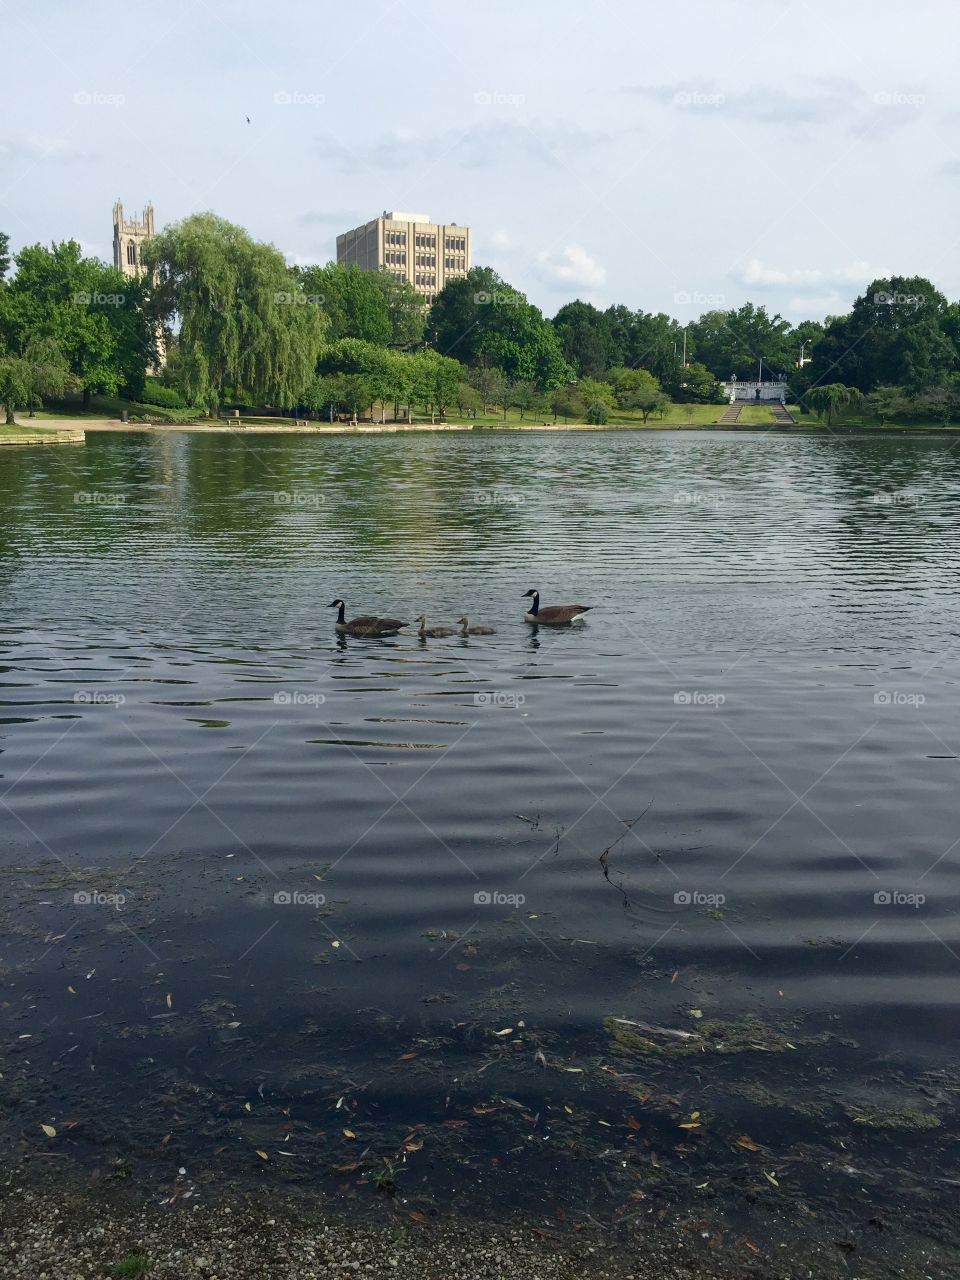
689 303 793 381
299 262 392 346
806 383 861 426
0 336 69 423
550 385 587 423
607 367 669 420
508 378 541 419
370 270 426 347
145 214 325 414
469 364 507 414
810 277 956 392
8 240 153 404
551 300 616 377
576 377 616 410
455 381 481 417
666 359 722 403
427 267 572 388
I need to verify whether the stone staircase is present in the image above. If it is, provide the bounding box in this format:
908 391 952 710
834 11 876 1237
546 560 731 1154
717 402 743 424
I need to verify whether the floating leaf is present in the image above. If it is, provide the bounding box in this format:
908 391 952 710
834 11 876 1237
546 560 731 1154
736 1134 761 1152
679 1122 701 1129
399 1052 418 1060
404 1139 424 1152
627 1115 641 1130
564 1106 574 1115
493 1028 513 1037
764 1170 779 1187
408 1211 431 1225
166 993 173 1009
256 1149 268 1161
737 1237 760 1254
244 1102 252 1113
343 1128 356 1139
695 1180 709 1188
333 1161 358 1172
67 986 76 994
689 1008 703 1019
160 1134 172 1146
40 1124 56 1138
562 1067 584 1073
331 940 341 949
690 1111 701 1120
670 970 679 983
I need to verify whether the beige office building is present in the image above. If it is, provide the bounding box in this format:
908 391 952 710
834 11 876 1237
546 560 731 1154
336 211 470 303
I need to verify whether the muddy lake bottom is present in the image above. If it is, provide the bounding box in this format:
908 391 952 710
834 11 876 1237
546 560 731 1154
3 854 959 1278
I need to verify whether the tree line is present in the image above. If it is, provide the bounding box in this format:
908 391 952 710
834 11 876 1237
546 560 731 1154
2 211 959 427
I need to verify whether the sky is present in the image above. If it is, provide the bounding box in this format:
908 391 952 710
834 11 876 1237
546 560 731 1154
2 0 957 323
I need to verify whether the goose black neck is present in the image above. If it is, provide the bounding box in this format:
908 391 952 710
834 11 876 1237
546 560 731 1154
335 602 345 623
529 592 539 615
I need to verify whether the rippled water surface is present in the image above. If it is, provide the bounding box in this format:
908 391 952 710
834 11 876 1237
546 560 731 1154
2 429 959 1252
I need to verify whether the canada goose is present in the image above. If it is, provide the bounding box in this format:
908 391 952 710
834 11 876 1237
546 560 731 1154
328 599 406 637
414 613 456 638
457 615 497 636
522 589 592 626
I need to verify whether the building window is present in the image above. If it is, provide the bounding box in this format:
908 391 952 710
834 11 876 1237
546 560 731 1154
126 241 137 266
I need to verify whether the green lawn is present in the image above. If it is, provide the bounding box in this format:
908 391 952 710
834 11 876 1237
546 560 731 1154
0 421 48 437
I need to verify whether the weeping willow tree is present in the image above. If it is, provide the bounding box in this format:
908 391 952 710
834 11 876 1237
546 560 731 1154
143 213 326 415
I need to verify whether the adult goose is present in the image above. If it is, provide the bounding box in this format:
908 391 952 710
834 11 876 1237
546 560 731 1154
457 615 497 636
522 589 592 626
414 614 456 638
329 599 407 637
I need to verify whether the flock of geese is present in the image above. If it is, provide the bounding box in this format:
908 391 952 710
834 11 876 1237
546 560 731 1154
328 590 592 638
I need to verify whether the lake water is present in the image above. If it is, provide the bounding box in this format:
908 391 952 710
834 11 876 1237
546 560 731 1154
1 428 959 1266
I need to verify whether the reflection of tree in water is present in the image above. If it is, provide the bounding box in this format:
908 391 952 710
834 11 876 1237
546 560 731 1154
824 435 960 568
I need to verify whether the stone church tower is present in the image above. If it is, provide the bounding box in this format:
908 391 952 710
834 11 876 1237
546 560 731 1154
113 200 155 278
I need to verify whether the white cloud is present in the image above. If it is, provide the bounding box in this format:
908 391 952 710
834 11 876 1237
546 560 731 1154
0 134 88 160
536 244 606 290
741 258 887 290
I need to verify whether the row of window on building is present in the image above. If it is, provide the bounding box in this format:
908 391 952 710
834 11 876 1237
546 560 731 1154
415 273 437 288
444 257 466 271
385 251 407 266
444 236 466 251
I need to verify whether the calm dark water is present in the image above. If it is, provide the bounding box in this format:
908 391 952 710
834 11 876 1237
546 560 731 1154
1 429 959 1257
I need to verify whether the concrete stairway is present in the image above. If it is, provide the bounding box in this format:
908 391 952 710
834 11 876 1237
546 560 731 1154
718 402 743 424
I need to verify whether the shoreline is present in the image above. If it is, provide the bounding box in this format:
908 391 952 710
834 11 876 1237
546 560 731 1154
20 417 960 438
0 1169 941 1280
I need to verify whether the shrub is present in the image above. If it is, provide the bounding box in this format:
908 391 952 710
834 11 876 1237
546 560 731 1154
141 377 187 409
585 401 608 425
